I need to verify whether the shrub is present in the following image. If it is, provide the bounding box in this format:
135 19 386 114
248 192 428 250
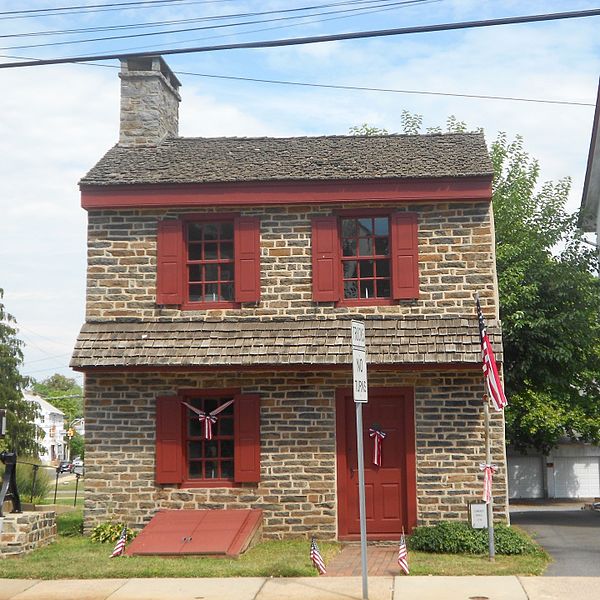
409 521 540 555
90 521 137 544
57 511 83 537
12 459 51 503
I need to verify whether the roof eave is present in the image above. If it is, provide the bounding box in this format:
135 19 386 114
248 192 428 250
579 77 600 232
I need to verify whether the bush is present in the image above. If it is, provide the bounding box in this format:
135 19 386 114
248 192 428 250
9 459 52 503
409 521 540 555
90 521 137 544
57 511 83 537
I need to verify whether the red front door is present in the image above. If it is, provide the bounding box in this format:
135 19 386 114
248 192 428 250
336 387 417 540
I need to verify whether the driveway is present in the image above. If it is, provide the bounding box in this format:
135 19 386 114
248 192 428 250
510 503 600 576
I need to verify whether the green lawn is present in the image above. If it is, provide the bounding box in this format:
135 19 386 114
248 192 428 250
0 511 549 579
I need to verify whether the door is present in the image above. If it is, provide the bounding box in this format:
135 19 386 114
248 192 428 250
507 455 544 499
336 387 416 540
553 457 600 498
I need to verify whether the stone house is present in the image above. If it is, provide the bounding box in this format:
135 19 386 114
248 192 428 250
70 56 507 540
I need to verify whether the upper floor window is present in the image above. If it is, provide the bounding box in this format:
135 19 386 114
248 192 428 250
312 212 419 304
156 215 260 308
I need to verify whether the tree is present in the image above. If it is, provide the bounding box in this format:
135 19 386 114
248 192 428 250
349 117 600 453
0 288 43 456
32 373 83 424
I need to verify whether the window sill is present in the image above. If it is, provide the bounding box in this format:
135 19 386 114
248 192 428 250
337 298 396 307
180 301 240 310
180 480 236 488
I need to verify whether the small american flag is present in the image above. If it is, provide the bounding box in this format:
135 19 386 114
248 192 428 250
110 526 128 558
310 538 327 575
398 533 409 575
476 296 507 412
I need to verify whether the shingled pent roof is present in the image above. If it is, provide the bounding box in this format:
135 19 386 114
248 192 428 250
70 316 502 369
79 133 493 187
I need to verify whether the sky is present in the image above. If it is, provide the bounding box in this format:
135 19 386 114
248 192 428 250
0 0 599 386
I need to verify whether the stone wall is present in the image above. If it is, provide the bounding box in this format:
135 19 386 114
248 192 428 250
85 200 498 321
0 511 56 558
83 369 507 539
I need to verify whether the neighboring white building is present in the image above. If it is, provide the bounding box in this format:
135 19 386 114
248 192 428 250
24 392 66 464
508 442 600 500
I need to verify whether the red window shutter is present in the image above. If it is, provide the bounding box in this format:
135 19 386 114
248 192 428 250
234 393 261 483
312 216 340 302
234 217 261 303
391 212 419 299
156 219 184 305
155 396 183 485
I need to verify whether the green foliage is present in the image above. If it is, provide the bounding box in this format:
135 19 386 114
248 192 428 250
90 522 137 544
57 510 84 537
409 522 540 555
0 289 43 456
70 432 85 459
32 374 83 424
16 459 51 503
348 123 389 136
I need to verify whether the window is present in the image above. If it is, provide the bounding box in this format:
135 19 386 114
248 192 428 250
312 212 419 303
156 215 260 307
155 392 261 486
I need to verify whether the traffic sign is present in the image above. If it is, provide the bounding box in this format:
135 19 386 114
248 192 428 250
352 321 368 403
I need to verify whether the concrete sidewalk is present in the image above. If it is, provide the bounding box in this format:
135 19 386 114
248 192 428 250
1 576 600 600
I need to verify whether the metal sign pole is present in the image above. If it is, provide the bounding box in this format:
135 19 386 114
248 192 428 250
484 397 495 562
351 320 368 600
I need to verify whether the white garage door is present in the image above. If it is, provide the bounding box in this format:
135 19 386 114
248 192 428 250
508 455 544 499
553 457 600 498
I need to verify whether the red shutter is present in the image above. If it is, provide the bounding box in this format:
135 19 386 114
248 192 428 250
234 393 261 483
234 217 261 303
155 396 183 485
391 212 419 299
156 219 184 305
312 216 340 301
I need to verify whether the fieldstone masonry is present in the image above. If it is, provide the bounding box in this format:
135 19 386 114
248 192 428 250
0 511 56 558
83 369 507 538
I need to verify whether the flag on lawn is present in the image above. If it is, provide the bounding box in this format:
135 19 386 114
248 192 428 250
398 532 409 575
310 538 327 575
476 296 507 412
110 526 128 558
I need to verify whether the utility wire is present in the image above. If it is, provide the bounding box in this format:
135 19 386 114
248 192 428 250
0 0 425 50
2 7 600 69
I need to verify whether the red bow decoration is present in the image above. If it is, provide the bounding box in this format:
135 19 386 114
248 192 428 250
182 399 235 440
369 428 386 466
479 462 498 504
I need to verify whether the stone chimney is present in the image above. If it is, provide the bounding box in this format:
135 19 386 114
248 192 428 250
119 56 181 147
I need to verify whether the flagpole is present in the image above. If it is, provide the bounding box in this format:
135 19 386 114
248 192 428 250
483 394 495 562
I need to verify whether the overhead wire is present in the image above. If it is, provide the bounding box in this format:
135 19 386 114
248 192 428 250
2 7 600 69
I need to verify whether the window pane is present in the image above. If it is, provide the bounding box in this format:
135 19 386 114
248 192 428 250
204 398 219 413
220 264 234 281
377 279 391 298
359 237 373 255
220 222 234 239
205 283 219 301
189 244 202 261
221 461 234 479
376 259 390 277
189 417 202 437
359 260 374 278
220 417 233 435
205 461 218 479
189 265 202 282
205 264 218 281
189 284 202 302
221 439 234 458
205 440 218 459
361 280 375 299
221 282 234 301
221 242 234 259
344 281 359 299
374 218 389 236
341 219 357 237
189 441 203 459
343 260 357 278
189 462 203 479
374 237 389 256
188 224 202 241
342 239 357 257
203 223 218 240
358 218 373 235
205 243 218 260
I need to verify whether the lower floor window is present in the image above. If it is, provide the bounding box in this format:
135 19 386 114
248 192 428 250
185 396 235 481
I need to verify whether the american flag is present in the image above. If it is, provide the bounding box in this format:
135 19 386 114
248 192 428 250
110 526 128 558
310 538 327 575
398 533 409 575
476 296 507 412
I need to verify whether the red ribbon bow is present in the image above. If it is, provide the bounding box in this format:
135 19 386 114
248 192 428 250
182 399 235 440
479 463 498 504
369 428 386 466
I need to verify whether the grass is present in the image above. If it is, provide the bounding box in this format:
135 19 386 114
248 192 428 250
0 511 549 579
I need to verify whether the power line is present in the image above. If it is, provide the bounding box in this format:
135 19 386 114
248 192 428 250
0 0 425 51
2 7 600 69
